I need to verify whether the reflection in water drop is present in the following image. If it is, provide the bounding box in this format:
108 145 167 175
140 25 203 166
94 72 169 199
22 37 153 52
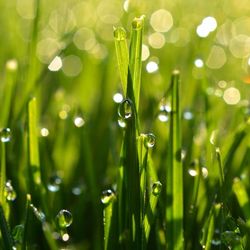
152 181 162 196
1 128 11 143
101 189 115 205
4 180 17 201
118 118 126 128
158 110 169 122
56 210 73 228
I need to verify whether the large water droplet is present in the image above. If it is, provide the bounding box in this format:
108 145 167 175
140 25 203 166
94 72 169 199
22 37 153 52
152 181 162 196
101 189 115 205
144 133 156 148
1 128 11 143
56 210 73 229
4 180 16 201
47 175 62 192
118 99 133 119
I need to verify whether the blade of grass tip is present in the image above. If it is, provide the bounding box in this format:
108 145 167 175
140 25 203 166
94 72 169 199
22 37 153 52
0 203 14 250
114 27 129 95
166 70 183 250
232 178 250 226
0 59 18 128
129 16 144 113
102 191 117 250
28 98 48 215
30 204 58 250
22 194 31 250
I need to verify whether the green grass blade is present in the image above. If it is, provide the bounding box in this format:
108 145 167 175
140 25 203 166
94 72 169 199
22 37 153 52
22 194 31 250
28 97 41 187
233 178 250 226
114 27 129 95
102 192 117 250
0 203 14 250
143 181 162 241
0 60 18 128
166 70 183 250
129 16 144 113
0 143 6 208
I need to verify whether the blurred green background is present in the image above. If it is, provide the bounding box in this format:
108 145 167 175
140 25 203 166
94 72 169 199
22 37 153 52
0 0 250 249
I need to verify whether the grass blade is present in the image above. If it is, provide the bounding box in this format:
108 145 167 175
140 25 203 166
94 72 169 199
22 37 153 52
129 16 144 113
22 194 31 250
114 27 129 95
166 70 183 249
0 203 14 250
0 60 18 128
232 178 250 226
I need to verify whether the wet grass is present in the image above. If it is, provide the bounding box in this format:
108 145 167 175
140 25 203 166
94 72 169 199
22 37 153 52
0 1 250 249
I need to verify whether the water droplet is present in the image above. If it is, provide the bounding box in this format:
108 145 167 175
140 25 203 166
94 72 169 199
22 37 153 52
4 180 16 201
188 169 198 177
30 204 46 222
118 99 133 119
183 109 194 120
144 133 156 148
201 167 208 178
47 175 62 192
101 189 115 205
40 128 49 137
72 183 85 196
212 229 221 246
74 116 85 127
1 128 11 143
56 210 73 229
113 93 123 103
152 181 162 196
158 110 169 122
118 118 126 128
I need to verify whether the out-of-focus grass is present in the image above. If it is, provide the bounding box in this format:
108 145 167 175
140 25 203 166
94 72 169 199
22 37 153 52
0 0 249 249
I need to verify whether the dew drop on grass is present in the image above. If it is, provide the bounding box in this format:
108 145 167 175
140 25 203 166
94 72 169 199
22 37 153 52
47 175 62 192
158 110 169 122
113 27 127 41
118 99 133 119
152 181 162 196
30 204 46 223
0 128 11 142
4 180 17 201
62 233 70 242
56 210 73 229
183 109 194 120
74 116 85 127
144 133 156 148
101 189 115 205
188 169 198 177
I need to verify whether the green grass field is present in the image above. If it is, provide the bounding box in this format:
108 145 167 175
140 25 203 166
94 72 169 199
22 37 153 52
0 0 250 249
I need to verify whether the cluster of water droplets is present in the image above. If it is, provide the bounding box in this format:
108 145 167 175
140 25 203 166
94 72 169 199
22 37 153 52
0 128 11 142
4 180 17 201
